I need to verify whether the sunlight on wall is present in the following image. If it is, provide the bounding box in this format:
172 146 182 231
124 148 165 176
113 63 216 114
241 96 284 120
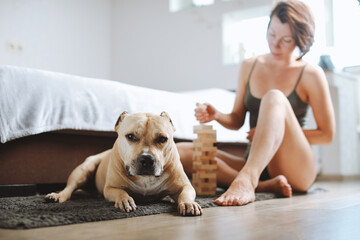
222 5 271 65
223 15 269 65
331 0 360 68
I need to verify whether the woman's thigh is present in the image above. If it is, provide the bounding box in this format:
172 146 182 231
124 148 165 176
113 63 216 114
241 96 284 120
267 103 316 192
215 150 246 171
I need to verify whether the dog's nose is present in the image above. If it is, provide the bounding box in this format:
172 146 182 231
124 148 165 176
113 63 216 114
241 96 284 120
138 154 155 169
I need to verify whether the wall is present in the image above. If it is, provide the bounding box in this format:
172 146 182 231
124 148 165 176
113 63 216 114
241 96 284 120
0 0 112 79
0 0 271 91
320 72 360 177
111 0 271 91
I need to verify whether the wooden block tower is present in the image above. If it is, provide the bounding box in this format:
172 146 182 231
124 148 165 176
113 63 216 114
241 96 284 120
192 124 217 196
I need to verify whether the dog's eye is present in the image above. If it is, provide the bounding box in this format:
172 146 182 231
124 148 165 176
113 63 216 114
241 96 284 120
156 136 168 144
126 134 138 142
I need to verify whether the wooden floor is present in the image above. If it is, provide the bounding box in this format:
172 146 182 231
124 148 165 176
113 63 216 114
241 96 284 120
1 179 360 240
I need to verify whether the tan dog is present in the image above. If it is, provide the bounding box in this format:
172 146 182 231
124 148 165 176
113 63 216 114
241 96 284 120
45 111 202 216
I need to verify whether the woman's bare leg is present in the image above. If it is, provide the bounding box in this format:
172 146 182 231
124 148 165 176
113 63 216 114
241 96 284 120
176 142 246 176
177 140 292 196
215 90 316 206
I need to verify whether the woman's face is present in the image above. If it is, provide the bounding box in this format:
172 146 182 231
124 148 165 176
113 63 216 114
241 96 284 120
267 15 297 59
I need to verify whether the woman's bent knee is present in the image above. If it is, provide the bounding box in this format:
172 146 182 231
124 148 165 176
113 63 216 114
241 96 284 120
176 142 193 155
176 142 193 173
262 89 287 105
292 180 314 193
286 170 316 193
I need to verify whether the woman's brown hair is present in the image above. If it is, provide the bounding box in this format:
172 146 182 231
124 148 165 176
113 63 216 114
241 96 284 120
269 0 315 59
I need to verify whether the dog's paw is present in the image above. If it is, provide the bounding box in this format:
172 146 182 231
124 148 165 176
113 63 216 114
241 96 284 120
44 192 69 203
178 202 203 216
114 196 137 213
44 192 60 203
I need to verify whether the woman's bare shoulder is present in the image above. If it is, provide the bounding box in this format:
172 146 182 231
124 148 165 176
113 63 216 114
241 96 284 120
239 56 260 75
303 62 326 81
302 62 328 90
241 57 255 67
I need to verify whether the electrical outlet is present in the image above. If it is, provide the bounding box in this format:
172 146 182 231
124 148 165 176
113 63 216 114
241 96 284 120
6 41 23 53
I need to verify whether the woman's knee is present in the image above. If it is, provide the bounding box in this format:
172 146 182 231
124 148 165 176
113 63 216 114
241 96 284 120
260 90 290 119
176 142 193 168
292 179 315 193
176 142 193 154
262 89 287 106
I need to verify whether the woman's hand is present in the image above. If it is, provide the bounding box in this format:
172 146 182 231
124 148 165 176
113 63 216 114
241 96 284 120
194 103 217 123
247 127 256 142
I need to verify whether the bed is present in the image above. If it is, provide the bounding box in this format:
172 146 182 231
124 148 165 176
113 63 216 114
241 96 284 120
0 65 249 186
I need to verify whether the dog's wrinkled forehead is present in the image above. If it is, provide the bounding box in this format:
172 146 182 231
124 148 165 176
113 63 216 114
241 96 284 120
115 111 175 135
122 114 147 133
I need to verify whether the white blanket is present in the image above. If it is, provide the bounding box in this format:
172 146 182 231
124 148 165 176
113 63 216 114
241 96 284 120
0 65 249 144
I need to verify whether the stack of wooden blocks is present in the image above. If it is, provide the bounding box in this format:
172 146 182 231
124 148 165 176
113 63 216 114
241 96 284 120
192 125 217 196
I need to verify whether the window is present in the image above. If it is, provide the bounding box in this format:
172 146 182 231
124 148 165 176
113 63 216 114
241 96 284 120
331 0 360 68
169 0 215 13
222 14 269 65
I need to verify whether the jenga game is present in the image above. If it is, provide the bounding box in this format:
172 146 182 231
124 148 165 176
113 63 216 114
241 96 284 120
192 104 217 196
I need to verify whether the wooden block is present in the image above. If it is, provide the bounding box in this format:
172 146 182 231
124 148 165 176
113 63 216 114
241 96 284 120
193 162 217 171
193 179 200 185
193 150 218 156
194 129 217 135
198 182 217 188
199 190 217 195
196 138 217 144
194 124 213 129
193 151 217 158
196 133 216 141
195 146 217 152
193 157 217 165
193 147 215 152
193 153 214 161
192 173 216 181
193 125 213 132
200 178 217 184
195 189 216 196
193 141 214 148
192 180 217 196
194 126 216 134
199 187 217 193
196 173 216 179
193 167 215 173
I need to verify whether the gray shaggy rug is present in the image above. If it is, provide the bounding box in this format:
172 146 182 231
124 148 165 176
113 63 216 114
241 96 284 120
0 188 325 229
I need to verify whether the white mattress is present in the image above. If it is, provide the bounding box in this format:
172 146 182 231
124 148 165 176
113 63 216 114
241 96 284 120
0 65 249 144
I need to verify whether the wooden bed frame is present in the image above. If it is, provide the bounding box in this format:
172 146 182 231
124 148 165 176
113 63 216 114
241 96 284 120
0 130 247 186
0 130 117 185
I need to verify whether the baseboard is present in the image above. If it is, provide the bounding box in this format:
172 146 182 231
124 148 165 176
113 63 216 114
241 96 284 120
0 183 66 198
0 184 37 198
316 174 360 181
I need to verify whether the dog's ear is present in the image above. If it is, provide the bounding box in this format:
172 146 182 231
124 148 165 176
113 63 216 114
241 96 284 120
115 111 128 132
160 111 176 132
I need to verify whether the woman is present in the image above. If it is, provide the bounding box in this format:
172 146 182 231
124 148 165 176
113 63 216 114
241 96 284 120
176 0 335 206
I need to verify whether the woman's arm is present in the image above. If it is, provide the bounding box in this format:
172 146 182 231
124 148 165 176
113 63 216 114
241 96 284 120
196 58 253 130
303 65 335 145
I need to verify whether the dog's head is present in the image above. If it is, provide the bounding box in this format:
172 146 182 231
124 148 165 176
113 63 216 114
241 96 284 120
114 111 176 177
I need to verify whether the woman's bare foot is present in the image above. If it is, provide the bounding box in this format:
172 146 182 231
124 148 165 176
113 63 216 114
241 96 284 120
256 175 292 197
215 174 256 206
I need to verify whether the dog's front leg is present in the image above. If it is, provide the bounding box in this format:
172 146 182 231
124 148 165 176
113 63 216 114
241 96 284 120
173 185 203 216
104 186 137 212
